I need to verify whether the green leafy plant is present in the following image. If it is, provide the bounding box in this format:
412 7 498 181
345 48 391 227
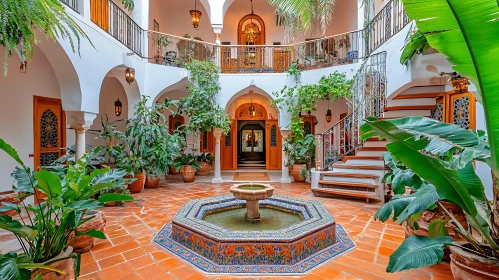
174 153 202 172
270 71 353 141
197 153 215 165
122 0 134 11
0 0 92 76
400 27 429 66
283 134 316 166
88 115 126 166
182 60 231 134
0 139 134 279
360 116 495 272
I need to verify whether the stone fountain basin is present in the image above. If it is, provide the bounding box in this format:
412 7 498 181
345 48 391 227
171 195 336 266
229 183 274 201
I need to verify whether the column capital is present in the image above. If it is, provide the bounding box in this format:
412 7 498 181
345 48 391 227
280 130 292 139
213 127 223 139
66 111 97 131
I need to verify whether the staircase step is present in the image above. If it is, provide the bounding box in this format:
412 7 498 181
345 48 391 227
313 188 381 200
319 180 379 189
332 164 386 170
384 105 436 111
344 156 383 161
378 116 431 120
366 137 386 142
320 172 380 179
394 93 441 99
356 147 387 151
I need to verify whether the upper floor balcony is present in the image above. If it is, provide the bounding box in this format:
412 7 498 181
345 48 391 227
60 0 409 74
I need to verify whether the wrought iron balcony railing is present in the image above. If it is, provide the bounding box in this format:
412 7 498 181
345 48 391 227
90 0 144 56
61 0 79 13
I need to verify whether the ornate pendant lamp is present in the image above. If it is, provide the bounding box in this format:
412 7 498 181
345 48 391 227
448 72 469 94
248 98 256 118
190 0 202 28
245 0 260 43
114 98 123 117
326 102 332 123
125 67 135 85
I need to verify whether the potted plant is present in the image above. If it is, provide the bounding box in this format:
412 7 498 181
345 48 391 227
0 139 134 279
117 152 147 193
283 134 315 182
174 153 201 183
196 153 214 176
360 117 497 278
88 114 125 168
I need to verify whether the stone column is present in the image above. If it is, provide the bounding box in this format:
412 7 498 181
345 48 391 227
67 111 97 160
281 130 292 183
315 134 323 171
212 128 223 183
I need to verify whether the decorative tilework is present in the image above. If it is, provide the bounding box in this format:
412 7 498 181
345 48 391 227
153 223 356 274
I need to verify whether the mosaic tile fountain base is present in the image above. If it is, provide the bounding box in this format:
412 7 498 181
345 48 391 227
153 195 356 274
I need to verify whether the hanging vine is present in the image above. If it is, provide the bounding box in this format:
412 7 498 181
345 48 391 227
182 60 231 134
0 0 91 76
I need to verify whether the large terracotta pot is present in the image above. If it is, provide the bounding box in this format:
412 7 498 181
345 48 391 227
31 246 74 280
180 165 195 183
404 201 467 261
127 172 145 193
292 164 307 182
196 162 211 176
169 165 178 175
145 175 160 188
450 242 499 279
70 211 106 253
0 191 24 216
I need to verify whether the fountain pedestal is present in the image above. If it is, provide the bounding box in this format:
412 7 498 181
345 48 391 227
230 183 274 222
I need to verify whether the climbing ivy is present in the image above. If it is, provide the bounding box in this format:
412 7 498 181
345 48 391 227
183 60 231 134
270 70 353 141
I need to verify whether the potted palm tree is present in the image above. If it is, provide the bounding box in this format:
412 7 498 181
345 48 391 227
0 139 134 279
196 153 214 176
283 134 315 182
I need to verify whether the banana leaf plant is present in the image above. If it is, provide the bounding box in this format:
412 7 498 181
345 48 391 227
360 116 494 272
0 139 134 280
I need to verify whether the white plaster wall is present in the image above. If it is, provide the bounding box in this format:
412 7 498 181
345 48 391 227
314 99 350 134
0 46 75 192
86 77 129 149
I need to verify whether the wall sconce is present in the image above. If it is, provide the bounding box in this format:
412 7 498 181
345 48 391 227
326 109 332 123
125 67 135 85
190 0 202 28
114 98 123 117
19 61 27 74
448 72 469 94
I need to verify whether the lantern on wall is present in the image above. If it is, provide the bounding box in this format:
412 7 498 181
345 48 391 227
326 102 332 123
114 98 123 117
448 73 469 94
125 67 135 85
190 0 202 28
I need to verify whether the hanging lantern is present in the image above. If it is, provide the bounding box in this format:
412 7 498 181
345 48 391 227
190 0 202 28
114 98 123 117
307 110 312 116
248 98 256 117
326 109 332 123
448 73 469 94
125 67 135 85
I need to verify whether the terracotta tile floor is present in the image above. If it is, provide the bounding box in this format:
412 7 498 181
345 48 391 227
5 179 454 279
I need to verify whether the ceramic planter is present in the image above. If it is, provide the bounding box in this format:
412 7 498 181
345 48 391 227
292 164 307 182
404 201 467 261
180 165 195 183
31 246 74 280
196 162 211 176
70 211 106 253
0 191 24 216
169 165 178 175
145 175 160 188
127 172 146 193
450 242 499 279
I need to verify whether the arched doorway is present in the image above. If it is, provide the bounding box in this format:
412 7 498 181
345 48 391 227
238 14 266 45
221 99 281 170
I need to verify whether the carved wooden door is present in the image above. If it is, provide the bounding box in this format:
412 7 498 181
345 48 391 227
90 0 110 31
33 96 66 170
221 121 237 170
266 120 281 170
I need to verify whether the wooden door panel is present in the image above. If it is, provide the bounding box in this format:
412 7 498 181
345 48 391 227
448 92 476 130
91 0 110 31
266 120 281 170
34 96 66 170
221 121 236 170
302 116 315 136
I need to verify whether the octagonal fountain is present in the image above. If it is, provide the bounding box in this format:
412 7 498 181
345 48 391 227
153 183 356 274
